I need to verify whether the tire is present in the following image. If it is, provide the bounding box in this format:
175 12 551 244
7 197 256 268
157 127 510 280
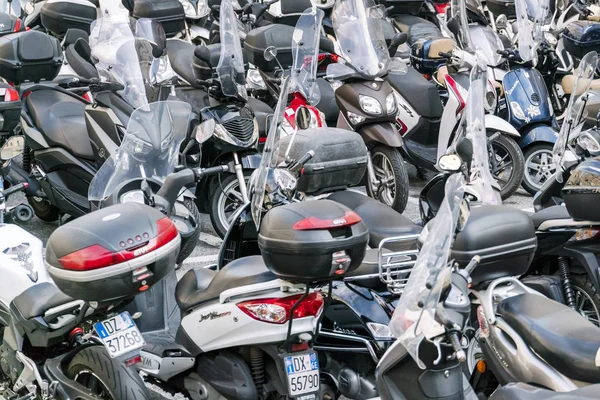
209 171 252 239
27 196 60 222
570 274 600 327
366 145 409 214
176 198 201 265
66 346 150 400
521 143 556 196
488 134 524 200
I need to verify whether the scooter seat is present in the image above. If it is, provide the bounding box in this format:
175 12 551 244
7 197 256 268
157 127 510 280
167 39 201 87
175 256 276 312
328 191 422 249
315 78 339 125
11 282 74 320
562 74 600 95
489 382 600 399
25 90 94 160
497 293 600 383
387 67 444 119
530 205 571 230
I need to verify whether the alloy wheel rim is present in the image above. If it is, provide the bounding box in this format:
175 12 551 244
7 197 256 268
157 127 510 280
489 141 515 191
217 178 246 231
572 285 600 326
371 152 396 206
524 149 556 191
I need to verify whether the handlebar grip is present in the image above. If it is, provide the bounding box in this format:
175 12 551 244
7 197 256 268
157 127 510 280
463 255 481 276
449 332 466 363
438 51 452 59
194 165 229 180
2 182 28 197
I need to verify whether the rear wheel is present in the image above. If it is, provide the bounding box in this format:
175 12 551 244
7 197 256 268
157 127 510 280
209 171 252 239
176 198 201 265
27 196 60 222
366 145 409 214
521 144 556 196
66 346 149 400
488 134 524 200
571 274 600 327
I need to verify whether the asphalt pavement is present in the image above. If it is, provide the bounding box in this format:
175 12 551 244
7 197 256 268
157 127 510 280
5 164 533 399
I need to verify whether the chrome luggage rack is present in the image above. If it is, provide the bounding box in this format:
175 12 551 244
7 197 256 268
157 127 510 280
378 234 421 295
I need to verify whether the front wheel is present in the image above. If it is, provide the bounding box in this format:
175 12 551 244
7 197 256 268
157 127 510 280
366 145 409 214
521 143 556 196
66 346 150 400
176 198 202 265
209 171 252 239
488 134 525 200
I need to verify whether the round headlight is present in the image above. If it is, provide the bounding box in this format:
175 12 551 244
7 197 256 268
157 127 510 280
358 95 383 115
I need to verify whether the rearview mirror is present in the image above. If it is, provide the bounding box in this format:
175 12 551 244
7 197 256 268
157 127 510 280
295 106 312 130
136 19 167 58
195 46 213 68
195 119 215 144
438 154 462 172
0 136 24 160
264 46 277 62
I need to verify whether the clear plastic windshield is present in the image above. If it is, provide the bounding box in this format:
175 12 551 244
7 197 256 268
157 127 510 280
390 173 465 369
0 0 21 17
450 0 472 50
291 7 324 105
251 77 291 227
515 0 550 64
217 0 247 99
332 0 390 78
553 51 599 183
88 102 192 202
469 26 504 66
135 18 175 86
89 15 148 109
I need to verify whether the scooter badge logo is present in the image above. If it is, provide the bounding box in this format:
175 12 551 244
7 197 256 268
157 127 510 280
3 243 37 282
199 311 232 322
332 218 346 225
526 105 541 118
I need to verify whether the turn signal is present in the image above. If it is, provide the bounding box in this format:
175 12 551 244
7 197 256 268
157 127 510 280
237 292 324 324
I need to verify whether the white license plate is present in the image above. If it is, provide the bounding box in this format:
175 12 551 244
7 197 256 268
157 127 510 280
94 312 145 358
285 352 319 397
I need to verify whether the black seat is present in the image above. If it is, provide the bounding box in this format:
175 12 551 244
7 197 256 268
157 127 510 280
167 40 201 87
26 90 94 160
11 282 74 320
393 15 445 46
328 191 422 249
530 205 571 230
315 78 339 125
387 68 443 119
247 97 273 138
175 256 276 312
497 293 600 383
489 382 600 400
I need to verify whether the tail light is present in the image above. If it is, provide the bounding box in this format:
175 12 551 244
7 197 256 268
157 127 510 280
4 87 19 102
58 217 177 271
259 136 267 143
434 2 449 14
237 292 324 324
81 91 93 103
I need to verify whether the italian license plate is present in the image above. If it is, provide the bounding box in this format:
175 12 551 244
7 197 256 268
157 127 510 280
93 312 145 358
285 352 319 397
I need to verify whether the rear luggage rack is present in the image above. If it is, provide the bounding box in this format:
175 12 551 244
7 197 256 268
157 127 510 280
378 234 420 295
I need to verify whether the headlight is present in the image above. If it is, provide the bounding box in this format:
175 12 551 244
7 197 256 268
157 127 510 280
386 93 397 114
179 0 197 18
120 190 145 204
347 111 366 125
510 101 526 120
358 95 382 115
197 0 209 18
246 69 266 90
273 169 297 191
484 82 497 112
578 131 600 155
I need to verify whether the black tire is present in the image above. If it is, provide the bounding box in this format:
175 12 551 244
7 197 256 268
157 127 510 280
488 134 525 200
66 346 150 400
209 171 252 239
521 143 556 196
570 274 600 327
176 198 202 265
27 196 60 222
366 145 409 214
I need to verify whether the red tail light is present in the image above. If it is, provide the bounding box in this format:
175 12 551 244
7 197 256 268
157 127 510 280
259 136 267 143
13 19 21 32
292 210 361 231
81 91 93 103
237 292 324 324
4 87 19 102
434 2 449 14
58 217 178 271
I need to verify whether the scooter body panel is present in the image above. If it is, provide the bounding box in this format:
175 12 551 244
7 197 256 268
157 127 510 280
518 123 557 149
503 68 553 130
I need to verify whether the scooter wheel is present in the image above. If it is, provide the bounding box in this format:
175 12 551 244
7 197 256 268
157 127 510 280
27 196 60 222
177 198 202 265
367 145 409 214
488 134 525 200
210 171 252 239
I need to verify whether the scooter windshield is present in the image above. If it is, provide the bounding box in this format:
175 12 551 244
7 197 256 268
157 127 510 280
217 0 247 100
0 0 21 17
450 0 473 51
89 15 148 109
291 7 324 105
332 0 390 79
553 51 599 183
251 77 291 227
515 0 550 64
389 173 465 369
88 101 192 202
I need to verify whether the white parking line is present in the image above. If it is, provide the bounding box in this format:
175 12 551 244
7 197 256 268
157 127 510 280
199 232 222 247
183 254 218 265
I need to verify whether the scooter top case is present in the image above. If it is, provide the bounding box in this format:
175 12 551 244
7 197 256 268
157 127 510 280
46 203 181 304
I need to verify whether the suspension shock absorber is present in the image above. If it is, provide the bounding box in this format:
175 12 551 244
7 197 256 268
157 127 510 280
22 144 31 173
558 256 576 309
250 347 265 394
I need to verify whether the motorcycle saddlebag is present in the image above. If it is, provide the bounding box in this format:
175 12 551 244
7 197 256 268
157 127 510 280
40 0 97 36
0 30 62 84
133 0 185 38
243 24 294 72
46 203 180 303
276 128 368 195
563 21 600 60
258 200 368 282
451 205 537 286
562 156 600 221
486 0 515 18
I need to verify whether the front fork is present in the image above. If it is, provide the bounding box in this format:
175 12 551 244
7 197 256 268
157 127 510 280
366 151 380 193
233 152 249 204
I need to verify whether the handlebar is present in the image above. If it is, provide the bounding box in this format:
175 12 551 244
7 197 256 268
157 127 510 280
289 150 314 173
1 182 28 198
449 332 466 363
193 165 229 180
463 255 481 277
72 78 125 93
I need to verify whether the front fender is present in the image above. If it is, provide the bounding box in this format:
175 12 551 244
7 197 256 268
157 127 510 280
518 124 558 148
359 122 403 147
485 114 520 138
